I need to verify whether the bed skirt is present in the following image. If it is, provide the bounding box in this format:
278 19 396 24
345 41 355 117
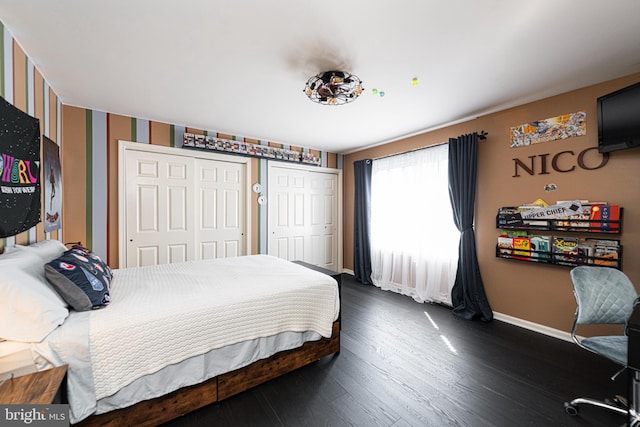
75 321 340 427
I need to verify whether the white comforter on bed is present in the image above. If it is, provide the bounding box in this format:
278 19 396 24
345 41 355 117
89 255 339 401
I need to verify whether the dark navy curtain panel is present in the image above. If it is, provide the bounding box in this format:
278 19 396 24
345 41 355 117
353 159 373 285
448 133 493 321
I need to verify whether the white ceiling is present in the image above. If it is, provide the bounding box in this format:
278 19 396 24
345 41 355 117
1 0 640 154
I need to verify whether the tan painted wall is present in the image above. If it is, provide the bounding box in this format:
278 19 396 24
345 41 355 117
343 72 640 332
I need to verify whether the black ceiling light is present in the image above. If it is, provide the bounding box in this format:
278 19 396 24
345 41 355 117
304 71 364 105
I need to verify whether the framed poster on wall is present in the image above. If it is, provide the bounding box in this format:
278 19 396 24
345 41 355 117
43 135 62 232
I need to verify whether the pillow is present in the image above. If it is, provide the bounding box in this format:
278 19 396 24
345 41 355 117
45 247 112 311
0 244 69 305
0 267 69 342
1 245 20 255
66 244 113 280
13 239 68 263
0 245 47 275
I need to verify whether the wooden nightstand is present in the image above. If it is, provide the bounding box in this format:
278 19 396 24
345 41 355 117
0 365 67 404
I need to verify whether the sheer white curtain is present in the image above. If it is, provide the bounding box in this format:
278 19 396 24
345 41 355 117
370 144 459 305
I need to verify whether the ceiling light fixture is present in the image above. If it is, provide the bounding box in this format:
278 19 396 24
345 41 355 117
304 71 364 105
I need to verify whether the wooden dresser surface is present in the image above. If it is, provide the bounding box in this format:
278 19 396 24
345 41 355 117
0 365 67 404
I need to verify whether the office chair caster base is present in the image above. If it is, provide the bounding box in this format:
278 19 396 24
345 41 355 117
604 395 627 408
564 402 579 416
565 397 629 417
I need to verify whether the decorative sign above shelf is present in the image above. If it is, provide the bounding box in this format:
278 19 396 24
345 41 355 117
182 133 321 166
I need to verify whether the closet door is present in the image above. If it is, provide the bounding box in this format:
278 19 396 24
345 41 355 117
308 171 338 271
124 149 195 267
120 142 249 268
268 167 308 262
195 159 246 259
268 163 341 271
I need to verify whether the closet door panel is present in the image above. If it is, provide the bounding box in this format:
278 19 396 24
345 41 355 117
195 159 245 260
125 150 194 267
307 171 338 271
122 143 247 268
268 164 339 271
268 167 309 262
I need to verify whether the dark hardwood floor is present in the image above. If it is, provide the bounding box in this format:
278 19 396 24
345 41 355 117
163 274 628 427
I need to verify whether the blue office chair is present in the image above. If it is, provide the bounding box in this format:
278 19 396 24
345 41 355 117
564 265 639 424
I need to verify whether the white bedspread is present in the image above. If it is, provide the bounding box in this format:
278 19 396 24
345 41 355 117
89 255 339 400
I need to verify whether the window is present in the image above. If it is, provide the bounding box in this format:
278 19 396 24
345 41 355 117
370 144 459 304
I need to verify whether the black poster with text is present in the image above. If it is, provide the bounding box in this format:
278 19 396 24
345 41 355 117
0 96 41 238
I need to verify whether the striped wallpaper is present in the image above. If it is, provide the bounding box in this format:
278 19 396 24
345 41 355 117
1 22 62 250
0 21 342 267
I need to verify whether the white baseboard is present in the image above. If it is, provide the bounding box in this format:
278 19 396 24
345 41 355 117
342 268 354 275
493 311 573 343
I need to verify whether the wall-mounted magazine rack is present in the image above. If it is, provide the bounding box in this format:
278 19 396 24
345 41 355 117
495 241 623 270
495 205 624 270
496 207 623 234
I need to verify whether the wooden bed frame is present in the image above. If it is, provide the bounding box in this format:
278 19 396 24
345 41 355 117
74 261 342 426
75 321 340 426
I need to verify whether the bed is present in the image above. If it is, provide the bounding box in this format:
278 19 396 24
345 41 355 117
0 240 340 426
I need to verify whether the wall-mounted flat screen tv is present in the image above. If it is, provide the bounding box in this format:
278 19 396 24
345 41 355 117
597 81 640 153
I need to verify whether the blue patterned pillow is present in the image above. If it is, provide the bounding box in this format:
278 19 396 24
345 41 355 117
44 247 112 311
67 244 113 280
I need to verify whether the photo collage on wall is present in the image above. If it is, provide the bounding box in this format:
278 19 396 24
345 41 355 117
510 111 587 148
183 133 322 166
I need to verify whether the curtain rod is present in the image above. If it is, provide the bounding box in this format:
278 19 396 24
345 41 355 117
373 130 487 160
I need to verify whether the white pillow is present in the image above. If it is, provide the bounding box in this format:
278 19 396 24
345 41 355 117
0 245 53 290
1 245 20 255
0 246 44 273
11 239 68 263
0 267 69 342
0 248 69 342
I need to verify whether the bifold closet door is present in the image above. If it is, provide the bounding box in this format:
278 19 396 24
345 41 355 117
124 149 195 267
268 165 338 271
308 171 338 271
194 158 245 260
123 148 247 268
269 167 308 263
